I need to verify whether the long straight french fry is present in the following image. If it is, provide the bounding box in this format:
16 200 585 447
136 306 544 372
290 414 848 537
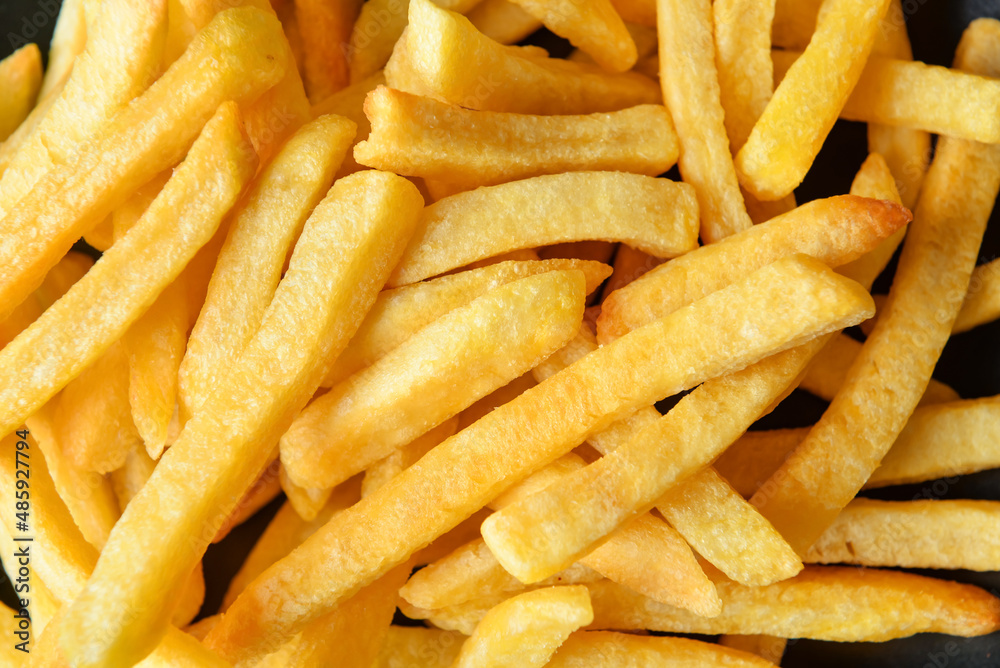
376 627 466 668
39 0 87 99
751 19 1000 557
361 419 459 498
0 7 288 321
548 631 779 668
61 171 423 667
597 195 910 342
452 586 593 668
0 104 256 441
178 114 356 425
355 88 679 188
735 0 890 200
585 570 1000 640
389 172 697 287
281 271 586 490
467 0 542 44
657 0 753 243
207 254 875 663
385 0 660 114
0 250 92 350
295 0 361 102
0 44 42 142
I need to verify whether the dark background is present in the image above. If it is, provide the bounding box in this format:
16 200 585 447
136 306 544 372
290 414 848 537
2 0 1000 665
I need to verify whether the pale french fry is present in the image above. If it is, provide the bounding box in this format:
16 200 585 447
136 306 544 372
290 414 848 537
717 635 787 666
362 418 459 497
953 258 1000 333
0 103 257 441
597 195 910 343
0 44 42 142
296 0 361 102
110 448 158 510
356 89 678 189
657 0 753 242
385 0 660 114
467 0 542 44
770 0 820 49
213 457 284 542
0 7 288 321
549 631 780 667
586 569 1000 641
208 254 875 663
0 250 92 349
750 19 1000 557
281 270 586 490
39 0 87 99
62 171 424 666
388 172 698 287
311 71 385 176
178 114 356 425
376 626 466 668
806 499 1000 571
399 593 513 635
452 586 593 668
735 0 890 200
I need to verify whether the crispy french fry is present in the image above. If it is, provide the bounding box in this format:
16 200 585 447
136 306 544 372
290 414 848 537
62 171 423 666
714 427 808 498
954 258 1000 333
0 44 42 142
356 89 678 189
385 0 660 114
601 245 662 298
296 0 361 102
735 0 890 200
281 468 334 521
213 457 284 542
467 0 542 44
597 195 909 343
0 250 92 349
172 562 205 627
550 631 780 667
717 635 787 666
362 418 459 497
452 586 593 668
281 270 586 490
311 71 385 176
657 0 753 243
39 0 88 99
388 172 697 286
376 627 466 668
0 104 257 441
750 19 1000 557
208 254 875 663
459 373 538 429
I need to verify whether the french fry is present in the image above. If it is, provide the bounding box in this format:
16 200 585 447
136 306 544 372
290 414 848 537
413 508 494 566
110 448 158 510
717 635 787 666
770 0 820 49
585 569 1000 640
609 0 654 26
376 627 466 668
0 81 62 179
356 89 678 189
0 103 257 441
385 0 660 114
172 562 206 627
0 250 92 349
459 373 538 429
213 457 284 542
567 22 658 66
362 418 459 497
281 468 334 521
296 0 362 102
0 44 42 142
208 254 875 663
601 245 662 298
61 171 424 666
39 0 88 99
806 499 1000 571
281 270 586 490
714 427 808 498
311 71 385 176
467 0 542 44
597 195 910 343
178 114 356 425
657 0 753 243
549 631 780 667
953 258 1000 333
451 586 593 668
388 172 698 287
750 19 1000 557
735 0 890 200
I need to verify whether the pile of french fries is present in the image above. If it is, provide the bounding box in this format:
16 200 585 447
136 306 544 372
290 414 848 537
1 0 1000 665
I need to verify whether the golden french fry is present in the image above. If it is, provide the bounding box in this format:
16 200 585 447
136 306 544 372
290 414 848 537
714 427 808 498
467 0 542 44
39 0 87 98
281 468 334 521
110 448 158 511
296 0 361 102
213 458 284 542
717 635 787 666
208 254 874 663
178 114 356 425
750 19 1000 557
61 171 423 666
597 195 909 343
356 89 678 189
807 499 1000 571
0 250 92 348
954 258 1000 333
735 0 890 200
585 570 1000 640
771 0 820 49
385 0 660 114
362 418 459 497
281 270 586 490
0 7 287 321
567 22 657 65
0 104 256 441
452 586 593 668
172 562 205 628
609 0 654 26
459 373 537 429
376 627 466 668
657 0 753 243
311 71 385 176
601 245 661 298
549 631 780 667
0 44 42 142
388 172 698 287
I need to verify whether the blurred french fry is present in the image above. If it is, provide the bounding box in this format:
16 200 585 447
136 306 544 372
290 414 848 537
750 19 1000 556
717 635 787 666
657 0 753 243
385 0 660 114
585 571 1000 640
0 7 288 322
0 600 28 666
0 80 62 179
0 103 257 441
567 22 657 65
281 270 586 490
451 586 593 668
736 0 890 200
209 253 877 663
39 0 88 99
601 245 662 298
356 89 678 189
110 448 158 510
609 0 654 26
467 0 542 44
714 427 808 498
62 171 424 666
172 562 206 628
296 0 361 102
362 418 459 497
388 172 698 286
806 499 1000 570
771 0 820 49
311 71 385 175
376 627 466 667
281 468 333 521
0 44 42 142
0 250 92 349
213 457 284 542
956 258 1000 332
550 631 780 667
0 521 60 642
597 195 910 343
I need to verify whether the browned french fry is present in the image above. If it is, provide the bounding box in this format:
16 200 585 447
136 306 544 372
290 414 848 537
771 0 820 49
717 635 787 666
0 250 92 350
375 626 466 667
955 258 1000 332
296 0 361 102
0 44 42 142
467 0 542 44
212 458 284 542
